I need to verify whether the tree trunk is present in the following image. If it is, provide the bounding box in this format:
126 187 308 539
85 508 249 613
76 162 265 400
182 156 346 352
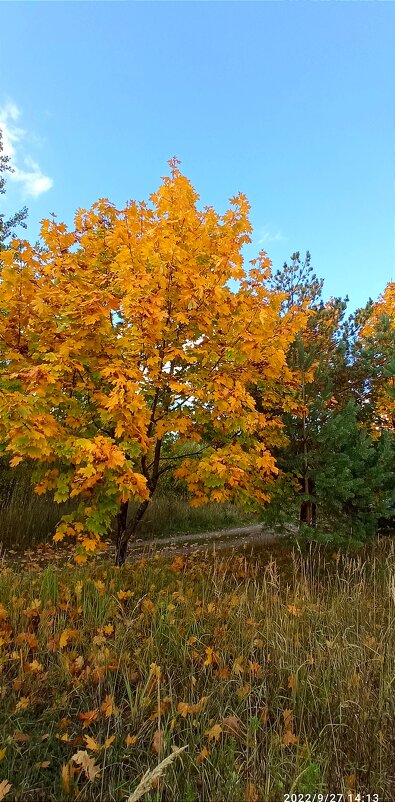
115 499 150 566
299 477 316 527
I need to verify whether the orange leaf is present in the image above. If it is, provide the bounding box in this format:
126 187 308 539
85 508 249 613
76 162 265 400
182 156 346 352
196 746 209 766
78 710 98 729
245 783 259 802
283 729 299 746
177 702 190 718
100 694 114 718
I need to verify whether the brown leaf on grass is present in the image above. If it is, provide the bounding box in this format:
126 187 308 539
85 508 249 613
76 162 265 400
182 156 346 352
283 729 299 746
28 659 43 673
288 673 298 691
237 682 251 700
282 709 294 731
0 780 12 801
71 750 101 781
78 709 98 728
35 761 50 769
152 729 164 755
206 723 222 742
282 708 299 746
177 702 190 718
100 694 114 717
12 730 30 743
221 715 242 738
196 746 209 766
245 783 259 802
14 696 30 712
259 706 269 725
59 628 78 649
84 735 100 752
125 734 137 747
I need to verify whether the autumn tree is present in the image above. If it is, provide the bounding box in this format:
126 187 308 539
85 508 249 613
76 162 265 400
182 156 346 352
0 126 29 495
359 282 395 433
0 127 28 248
0 161 304 564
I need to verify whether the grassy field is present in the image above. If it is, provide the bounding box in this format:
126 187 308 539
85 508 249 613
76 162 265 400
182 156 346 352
0 539 394 801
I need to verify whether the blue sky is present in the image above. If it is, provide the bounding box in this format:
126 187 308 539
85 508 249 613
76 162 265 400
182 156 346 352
0 1 394 312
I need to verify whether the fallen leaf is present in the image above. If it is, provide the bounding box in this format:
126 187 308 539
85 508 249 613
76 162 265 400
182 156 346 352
259 706 269 725
103 624 114 636
283 729 299 746
100 694 114 717
71 750 100 781
125 734 137 747
78 709 98 729
177 702 190 718
59 628 78 649
288 673 298 691
245 783 259 802
221 715 241 737
104 735 115 749
14 696 30 712
196 746 209 766
206 723 222 742
28 660 43 673
282 709 294 731
84 735 100 752
152 729 164 754
12 730 30 743
0 780 12 801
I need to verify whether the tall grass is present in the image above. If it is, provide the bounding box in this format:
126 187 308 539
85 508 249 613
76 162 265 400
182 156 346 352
0 540 394 800
0 462 258 551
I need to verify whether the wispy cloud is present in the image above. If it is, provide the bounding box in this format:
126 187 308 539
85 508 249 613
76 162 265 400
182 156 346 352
256 225 286 246
0 101 53 198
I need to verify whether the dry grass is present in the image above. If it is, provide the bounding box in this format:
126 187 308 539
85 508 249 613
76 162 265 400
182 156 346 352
0 540 394 800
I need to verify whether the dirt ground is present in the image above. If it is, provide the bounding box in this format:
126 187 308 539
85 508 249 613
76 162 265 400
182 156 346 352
1 522 297 570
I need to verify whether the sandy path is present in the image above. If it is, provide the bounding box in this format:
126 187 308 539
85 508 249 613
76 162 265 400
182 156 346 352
126 522 292 560
3 522 295 569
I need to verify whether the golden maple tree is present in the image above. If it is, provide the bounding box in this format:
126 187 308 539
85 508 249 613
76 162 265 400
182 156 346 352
360 281 395 433
0 159 304 563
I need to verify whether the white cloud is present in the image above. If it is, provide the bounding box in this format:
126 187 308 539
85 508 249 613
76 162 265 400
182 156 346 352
0 101 53 198
256 225 285 246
